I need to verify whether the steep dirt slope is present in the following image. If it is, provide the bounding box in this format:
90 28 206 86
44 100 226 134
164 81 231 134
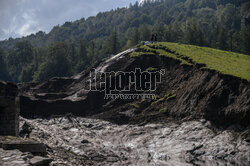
18 48 250 126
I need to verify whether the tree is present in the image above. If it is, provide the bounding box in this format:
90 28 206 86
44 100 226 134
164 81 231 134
196 25 205 46
164 25 175 42
185 19 196 44
216 27 228 50
240 26 250 54
131 28 140 46
5 41 34 82
0 48 10 81
15 41 33 65
75 39 89 73
34 42 71 81
79 39 87 61
140 25 151 41
68 41 77 66
88 41 95 59
154 24 165 42
108 31 119 54
19 64 35 82
0 0 249 83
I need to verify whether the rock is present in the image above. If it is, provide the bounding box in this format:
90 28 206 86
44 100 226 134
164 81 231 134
29 156 52 166
11 160 26 164
92 156 105 162
241 129 250 143
0 148 30 166
84 124 93 128
19 117 250 166
226 124 242 131
107 157 119 162
204 121 212 128
22 152 34 161
81 139 90 144
2 142 46 154
19 122 33 137
62 126 69 130
199 119 206 124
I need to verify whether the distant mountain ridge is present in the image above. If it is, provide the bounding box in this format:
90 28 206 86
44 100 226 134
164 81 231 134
0 0 249 51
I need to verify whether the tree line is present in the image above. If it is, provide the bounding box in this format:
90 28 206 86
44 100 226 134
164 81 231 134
0 0 249 82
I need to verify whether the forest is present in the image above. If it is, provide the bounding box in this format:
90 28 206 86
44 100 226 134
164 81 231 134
0 0 249 83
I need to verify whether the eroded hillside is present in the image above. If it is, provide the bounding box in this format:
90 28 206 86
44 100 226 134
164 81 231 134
18 43 250 126
10 43 250 165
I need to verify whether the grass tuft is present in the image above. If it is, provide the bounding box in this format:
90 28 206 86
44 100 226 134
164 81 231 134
130 51 155 58
159 108 167 113
151 93 176 106
166 94 176 101
130 103 140 109
146 67 157 71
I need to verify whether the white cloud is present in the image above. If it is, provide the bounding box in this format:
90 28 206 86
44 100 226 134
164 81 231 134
0 0 138 40
17 11 39 36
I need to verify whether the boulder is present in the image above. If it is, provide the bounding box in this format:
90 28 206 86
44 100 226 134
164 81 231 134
0 81 19 136
2 142 46 154
29 156 52 166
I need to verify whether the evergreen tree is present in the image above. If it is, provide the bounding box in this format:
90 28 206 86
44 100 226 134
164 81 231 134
216 27 228 50
34 42 71 81
154 24 165 42
79 39 87 60
108 31 119 54
140 25 151 41
88 41 95 59
0 48 9 81
15 41 33 65
19 64 35 82
131 28 140 46
5 41 34 82
185 20 196 45
68 41 77 67
0 0 249 83
240 26 250 54
75 39 88 72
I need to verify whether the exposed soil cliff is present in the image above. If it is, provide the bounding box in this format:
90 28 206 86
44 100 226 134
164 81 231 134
11 48 250 165
18 48 250 127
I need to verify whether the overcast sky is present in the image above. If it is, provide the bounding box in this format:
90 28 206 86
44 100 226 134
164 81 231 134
0 0 139 40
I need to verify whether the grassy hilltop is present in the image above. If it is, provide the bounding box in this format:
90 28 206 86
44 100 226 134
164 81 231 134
131 42 250 81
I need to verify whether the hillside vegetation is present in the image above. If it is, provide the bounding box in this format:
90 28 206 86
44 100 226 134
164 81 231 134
131 42 250 81
0 0 249 83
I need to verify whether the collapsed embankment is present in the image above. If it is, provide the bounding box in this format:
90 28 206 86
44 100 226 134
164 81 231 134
12 47 250 165
18 48 250 127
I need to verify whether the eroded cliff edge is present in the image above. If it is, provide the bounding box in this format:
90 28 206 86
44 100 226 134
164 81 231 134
18 48 250 127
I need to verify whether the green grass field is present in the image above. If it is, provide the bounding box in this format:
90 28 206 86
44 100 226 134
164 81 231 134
131 42 250 81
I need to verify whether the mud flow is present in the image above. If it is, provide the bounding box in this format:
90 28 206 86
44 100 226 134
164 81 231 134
20 117 249 166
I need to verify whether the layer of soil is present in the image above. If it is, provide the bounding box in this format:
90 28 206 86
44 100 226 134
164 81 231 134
18 49 250 127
